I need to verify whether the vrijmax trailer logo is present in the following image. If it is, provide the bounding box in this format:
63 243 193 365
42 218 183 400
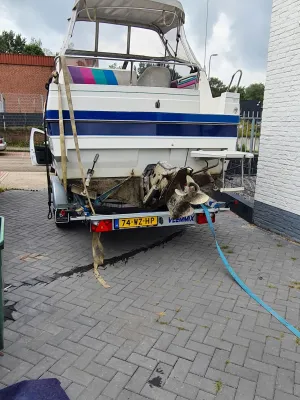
169 216 195 224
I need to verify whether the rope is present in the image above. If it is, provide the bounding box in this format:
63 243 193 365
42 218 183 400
83 0 97 22
60 55 109 289
201 204 300 338
163 11 177 27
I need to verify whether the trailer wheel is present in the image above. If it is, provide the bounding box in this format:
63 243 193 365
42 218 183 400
55 222 69 229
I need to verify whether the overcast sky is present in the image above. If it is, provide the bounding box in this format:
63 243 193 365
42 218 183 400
0 0 272 86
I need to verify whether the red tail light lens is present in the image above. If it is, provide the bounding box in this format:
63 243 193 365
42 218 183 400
197 213 215 225
91 220 113 232
0 139 3 144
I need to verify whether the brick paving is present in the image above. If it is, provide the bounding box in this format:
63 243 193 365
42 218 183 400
1 190 300 399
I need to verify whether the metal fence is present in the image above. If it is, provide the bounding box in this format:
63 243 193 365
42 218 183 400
238 111 261 154
0 113 43 129
0 93 44 129
0 93 45 113
224 112 262 201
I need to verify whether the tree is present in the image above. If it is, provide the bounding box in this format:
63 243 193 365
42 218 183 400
209 77 227 97
23 38 45 56
229 86 246 100
166 65 182 80
0 30 45 56
108 62 121 69
209 76 265 101
245 83 265 102
0 30 26 54
137 62 153 76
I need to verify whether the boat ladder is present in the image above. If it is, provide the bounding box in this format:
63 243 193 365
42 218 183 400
191 150 254 193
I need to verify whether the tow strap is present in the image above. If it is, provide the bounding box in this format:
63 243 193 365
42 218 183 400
201 205 300 338
60 56 110 289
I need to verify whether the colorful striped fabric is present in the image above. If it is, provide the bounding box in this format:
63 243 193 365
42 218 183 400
171 74 199 89
68 66 118 85
177 75 198 88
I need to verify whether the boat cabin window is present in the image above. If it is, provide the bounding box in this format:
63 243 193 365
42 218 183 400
70 21 96 52
130 28 166 58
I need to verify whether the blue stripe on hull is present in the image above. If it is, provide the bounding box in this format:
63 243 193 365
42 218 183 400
47 121 237 138
46 110 240 125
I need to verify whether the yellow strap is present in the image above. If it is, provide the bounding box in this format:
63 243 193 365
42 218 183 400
58 84 67 191
60 56 109 289
60 55 95 215
94 263 110 289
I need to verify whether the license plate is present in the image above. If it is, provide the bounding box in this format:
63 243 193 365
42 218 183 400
117 216 158 229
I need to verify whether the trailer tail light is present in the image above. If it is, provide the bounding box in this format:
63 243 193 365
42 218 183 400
91 220 113 232
59 210 67 218
0 139 3 144
197 213 215 225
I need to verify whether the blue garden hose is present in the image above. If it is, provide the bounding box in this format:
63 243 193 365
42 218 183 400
201 204 300 338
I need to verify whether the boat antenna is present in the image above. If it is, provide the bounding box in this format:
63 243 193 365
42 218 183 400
203 0 210 72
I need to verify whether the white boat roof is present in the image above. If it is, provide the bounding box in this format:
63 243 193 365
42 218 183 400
74 0 185 33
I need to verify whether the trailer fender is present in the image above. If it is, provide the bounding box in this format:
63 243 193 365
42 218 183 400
51 176 68 210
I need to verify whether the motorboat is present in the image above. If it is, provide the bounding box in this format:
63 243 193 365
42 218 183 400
31 0 253 220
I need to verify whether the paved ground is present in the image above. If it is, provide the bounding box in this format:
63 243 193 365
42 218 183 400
0 152 47 190
1 190 300 400
0 152 44 172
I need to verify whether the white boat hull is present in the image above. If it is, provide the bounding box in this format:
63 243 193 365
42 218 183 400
46 80 240 180
49 135 236 179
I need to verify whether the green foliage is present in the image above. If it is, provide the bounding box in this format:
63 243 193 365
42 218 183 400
245 83 265 102
0 30 26 54
215 380 223 394
109 62 122 70
209 76 265 101
209 77 227 97
0 30 45 56
23 38 45 56
229 85 247 100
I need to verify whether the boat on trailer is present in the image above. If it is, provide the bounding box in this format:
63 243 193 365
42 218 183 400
30 0 253 227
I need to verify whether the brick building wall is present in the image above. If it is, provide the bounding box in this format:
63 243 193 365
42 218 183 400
254 0 300 241
0 54 54 112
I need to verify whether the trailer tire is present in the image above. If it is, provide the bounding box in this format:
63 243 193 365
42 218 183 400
55 222 69 229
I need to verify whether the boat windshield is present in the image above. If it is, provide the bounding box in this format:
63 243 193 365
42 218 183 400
62 2 201 88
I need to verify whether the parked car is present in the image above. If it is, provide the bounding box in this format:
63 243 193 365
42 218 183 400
0 137 6 152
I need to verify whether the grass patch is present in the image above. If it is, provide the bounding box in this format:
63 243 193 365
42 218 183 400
291 257 297 261
289 282 300 290
177 327 186 331
215 380 223 394
156 311 167 324
221 245 229 250
176 318 184 322
267 284 277 289
226 250 234 254
296 338 300 346
201 326 210 329
0 187 6 193
175 307 182 314
277 244 283 248
266 335 280 341
225 360 230 366
280 333 285 339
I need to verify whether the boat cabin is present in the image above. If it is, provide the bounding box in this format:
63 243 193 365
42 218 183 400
59 0 201 90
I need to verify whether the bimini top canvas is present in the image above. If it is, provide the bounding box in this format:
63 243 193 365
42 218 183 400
73 0 185 33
